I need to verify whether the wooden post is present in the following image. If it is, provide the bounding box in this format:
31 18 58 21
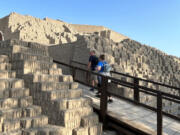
134 78 140 103
157 92 163 135
100 75 108 130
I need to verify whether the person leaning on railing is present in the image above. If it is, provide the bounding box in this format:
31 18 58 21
96 54 113 103
88 50 99 91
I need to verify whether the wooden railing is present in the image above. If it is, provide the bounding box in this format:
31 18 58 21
54 60 180 135
71 60 180 92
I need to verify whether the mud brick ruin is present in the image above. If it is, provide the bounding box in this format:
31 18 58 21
49 35 180 115
0 39 102 134
0 12 179 134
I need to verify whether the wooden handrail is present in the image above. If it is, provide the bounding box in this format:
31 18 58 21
71 60 180 91
55 60 180 104
54 59 180 135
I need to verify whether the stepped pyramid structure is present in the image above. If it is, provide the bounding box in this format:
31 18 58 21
0 12 128 45
0 54 69 135
0 12 179 123
0 12 77 45
0 39 102 135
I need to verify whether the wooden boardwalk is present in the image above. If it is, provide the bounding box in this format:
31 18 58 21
79 84 180 135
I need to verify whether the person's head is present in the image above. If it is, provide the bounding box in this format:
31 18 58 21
90 50 95 56
99 54 105 61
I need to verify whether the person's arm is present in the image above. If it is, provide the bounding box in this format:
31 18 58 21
96 66 101 71
96 62 101 71
88 62 91 70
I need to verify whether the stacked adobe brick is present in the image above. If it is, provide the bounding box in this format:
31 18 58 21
0 54 76 135
69 35 180 115
0 39 102 135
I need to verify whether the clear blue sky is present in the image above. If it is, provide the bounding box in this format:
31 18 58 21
0 0 180 57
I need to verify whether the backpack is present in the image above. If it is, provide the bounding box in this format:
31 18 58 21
103 63 112 72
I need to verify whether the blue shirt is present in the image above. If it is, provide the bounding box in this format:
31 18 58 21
97 61 107 73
